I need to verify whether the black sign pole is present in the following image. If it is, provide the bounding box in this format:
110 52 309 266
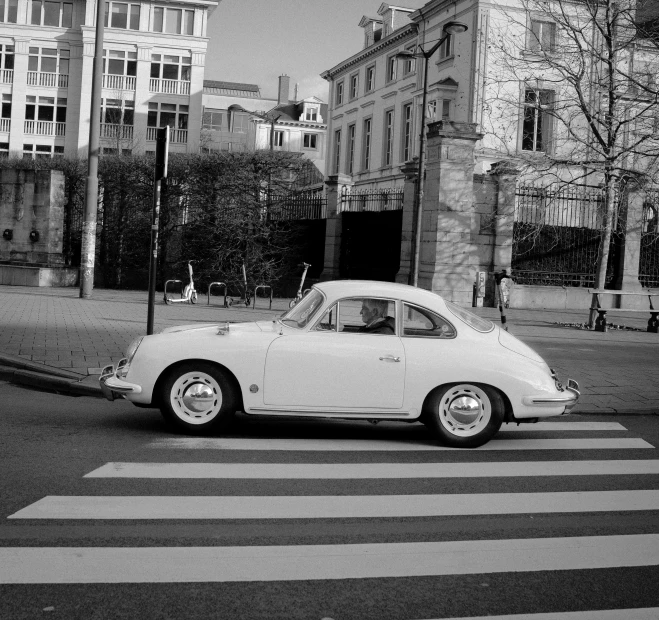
147 127 169 335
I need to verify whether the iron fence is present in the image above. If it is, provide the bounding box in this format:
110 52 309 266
512 184 620 287
339 186 404 213
639 189 659 287
267 192 328 220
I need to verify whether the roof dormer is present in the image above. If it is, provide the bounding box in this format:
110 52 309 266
359 15 383 49
377 3 415 38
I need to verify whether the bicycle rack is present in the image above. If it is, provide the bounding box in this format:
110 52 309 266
253 285 273 309
163 279 183 302
208 281 230 307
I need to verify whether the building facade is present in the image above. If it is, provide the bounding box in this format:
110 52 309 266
201 74 328 178
321 0 659 188
0 0 217 159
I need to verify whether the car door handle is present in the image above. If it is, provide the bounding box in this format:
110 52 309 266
379 355 401 362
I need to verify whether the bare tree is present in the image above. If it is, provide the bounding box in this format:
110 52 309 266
483 0 659 323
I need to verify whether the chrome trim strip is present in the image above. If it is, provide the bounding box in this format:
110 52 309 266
247 407 412 417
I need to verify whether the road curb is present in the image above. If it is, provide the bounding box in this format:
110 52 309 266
0 364 103 398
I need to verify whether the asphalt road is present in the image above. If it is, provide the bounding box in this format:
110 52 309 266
1 381 658 620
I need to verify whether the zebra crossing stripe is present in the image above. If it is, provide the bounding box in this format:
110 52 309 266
85 460 659 479
1 534 658 584
419 608 659 620
9 490 659 519
499 422 627 431
147 437 654 451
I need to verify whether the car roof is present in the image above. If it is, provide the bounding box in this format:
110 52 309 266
313 280 447 307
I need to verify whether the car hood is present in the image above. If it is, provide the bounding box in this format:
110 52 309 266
498 328 546 365
160 321 270 335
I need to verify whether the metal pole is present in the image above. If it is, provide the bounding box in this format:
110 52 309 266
79 0 105 299
410 52 430 288
147 127 169 335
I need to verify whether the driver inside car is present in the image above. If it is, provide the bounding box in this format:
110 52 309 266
359 299 395 334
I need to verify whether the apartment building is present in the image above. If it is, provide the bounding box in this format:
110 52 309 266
322 0 659 188
201 74 328 177
0 0 217 159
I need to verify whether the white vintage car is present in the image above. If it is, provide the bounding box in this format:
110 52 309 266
100 280 579 448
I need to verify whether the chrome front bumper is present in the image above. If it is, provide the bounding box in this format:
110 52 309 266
99 359 142 402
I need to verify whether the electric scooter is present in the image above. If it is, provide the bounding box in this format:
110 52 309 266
241 262 252 307
164 261 198 305
289 262 311 308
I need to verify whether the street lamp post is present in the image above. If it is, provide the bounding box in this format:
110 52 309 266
396 21 468 288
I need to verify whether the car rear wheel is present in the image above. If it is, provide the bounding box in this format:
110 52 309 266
159 362 237 434
425 383 504 448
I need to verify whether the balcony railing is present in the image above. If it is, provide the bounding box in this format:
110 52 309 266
1 69 12 84
146 126 188 143
0 118 9 132
101 123 133 140
149 78 190 95
27 72 68 88
24 120 66 136
102 74 136 91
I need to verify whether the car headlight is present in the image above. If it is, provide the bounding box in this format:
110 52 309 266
125 337 143 364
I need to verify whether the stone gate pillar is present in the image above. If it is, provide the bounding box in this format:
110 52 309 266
490 162 519 275
395 158 419 285
319 173 352 281
419 121 483 304
618 183 645 301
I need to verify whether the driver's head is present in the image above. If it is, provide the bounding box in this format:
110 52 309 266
360 298 388 324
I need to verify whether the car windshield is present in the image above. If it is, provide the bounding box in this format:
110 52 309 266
280 288 325 329
445 301 494 333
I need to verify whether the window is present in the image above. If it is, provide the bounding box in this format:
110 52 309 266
402 46 416 75
31 0 72 27
150 54 191 81
147 102 188 130
25 96 66 123
1 93 10 118
102 98 134 125
362 117 372 170
305 107 318 121
442 99 451 120
529 20 556 52
335 80 344 105
438 33 453 59
403 304 456 338
402 103 413 161
0 0 18 23
347 123 356 174
104 1 140 29
153 6 194 35
103 50 137 76
28 47 69 75
230 112 247 133
333 129 341 174
303 133 317 149
386 55 396 82
366 65 375 93
23 144 54 159
202 110 225 130
332 298 396 334
0 141 9 157
349 73 359 100
383 109 394 166
522 88 553 152
0 44 13 71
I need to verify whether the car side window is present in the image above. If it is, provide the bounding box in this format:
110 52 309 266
338 298 396 335
314 304 338 331
403 304 456 338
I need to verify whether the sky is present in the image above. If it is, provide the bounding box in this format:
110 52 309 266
205 0 425 102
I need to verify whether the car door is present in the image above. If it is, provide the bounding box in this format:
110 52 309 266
263 297 405 409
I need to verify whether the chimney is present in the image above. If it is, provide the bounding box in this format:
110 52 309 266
278 74 290 105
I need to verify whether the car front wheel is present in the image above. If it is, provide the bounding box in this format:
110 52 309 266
159 362 237 434
425 383 504 448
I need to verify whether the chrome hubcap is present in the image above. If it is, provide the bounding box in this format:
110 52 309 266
448 395 481 425
181 382 215 413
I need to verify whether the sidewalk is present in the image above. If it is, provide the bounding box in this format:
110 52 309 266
0 284 658 414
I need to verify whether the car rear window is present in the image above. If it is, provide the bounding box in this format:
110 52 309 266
445 301 494 333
